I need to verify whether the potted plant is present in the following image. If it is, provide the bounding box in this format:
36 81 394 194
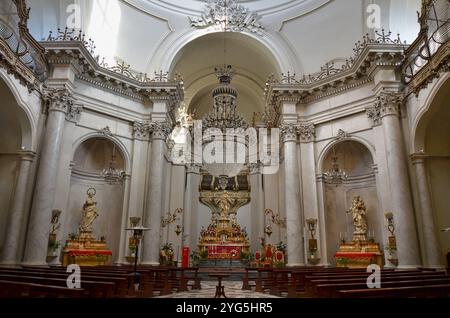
190 250 201 267
47 240 61 256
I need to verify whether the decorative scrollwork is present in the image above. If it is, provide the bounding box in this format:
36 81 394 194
161 208 183 228
189 0 265 35
265 209 286 229
268 29 404 87
44 27 172 84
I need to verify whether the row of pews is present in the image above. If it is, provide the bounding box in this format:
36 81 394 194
0 265 201 298
242 267 450 298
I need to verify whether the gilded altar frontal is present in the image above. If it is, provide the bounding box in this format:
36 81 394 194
0 0 449 304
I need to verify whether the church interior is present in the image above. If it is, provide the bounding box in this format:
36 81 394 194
0 0 449 300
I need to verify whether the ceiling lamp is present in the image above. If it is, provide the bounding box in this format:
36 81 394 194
323 145 347 185
101 143 125 185
202 65 249 189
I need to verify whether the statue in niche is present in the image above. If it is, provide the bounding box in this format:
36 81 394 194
346 196 368 242
79 188 99 235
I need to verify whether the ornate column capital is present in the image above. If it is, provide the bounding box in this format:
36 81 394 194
366 90 403 126
43 87 82 122
280 122 299 143
186 164 201 174
149 121 172 141
132 121 151 141
298 123 315 143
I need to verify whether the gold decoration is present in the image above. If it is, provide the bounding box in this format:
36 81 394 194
63 188 111 266
78 187 99 240
264 209 286 228
335 196 383 268
346 196 368 243
161 208 183 227
198 190 250 258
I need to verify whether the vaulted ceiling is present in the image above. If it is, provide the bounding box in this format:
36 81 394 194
25 0 421 117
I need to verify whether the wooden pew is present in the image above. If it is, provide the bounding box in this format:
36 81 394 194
0 268 131 297
0 280 86 298
337 284 450 298
0 274 115 298
242 268 258 290
184 267 201 290
314 277 450 298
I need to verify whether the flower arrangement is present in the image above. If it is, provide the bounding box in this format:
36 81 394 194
160 243 175 266
276 241 287 254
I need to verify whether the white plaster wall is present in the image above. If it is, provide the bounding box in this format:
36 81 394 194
429 158 450 260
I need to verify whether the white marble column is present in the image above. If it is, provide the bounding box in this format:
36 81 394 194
0 151 35 265
141 121 171 265
378 91 421 268
182 165 197 250
281 122 305 266
411 153 444 268
22 89 80 266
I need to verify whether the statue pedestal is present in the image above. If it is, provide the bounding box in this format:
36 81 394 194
335 241 383 268
63 237 112 267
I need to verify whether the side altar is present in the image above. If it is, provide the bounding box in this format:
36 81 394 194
63 188 112 266
335 196 383 268
198 178 251 261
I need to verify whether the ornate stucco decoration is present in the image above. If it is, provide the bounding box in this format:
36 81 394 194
280 122 299 143
264 30 405 126
366 90 403 126
298 123 315 143
133 121 151 140
98 126 113 137
189 0 264 35
42 27 184 103
43 87 82 122
149 121 172 141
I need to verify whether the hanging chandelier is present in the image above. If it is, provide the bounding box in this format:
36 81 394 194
101 144 125 184
202 65 249 189
323 146 347 185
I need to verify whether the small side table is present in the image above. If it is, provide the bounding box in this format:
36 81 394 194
209 273 230 298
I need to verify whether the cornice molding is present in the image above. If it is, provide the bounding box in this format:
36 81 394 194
264 32 406 127
41 36 184 102
42 87 82 122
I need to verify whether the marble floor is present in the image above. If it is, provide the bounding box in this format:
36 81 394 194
156 281 281 298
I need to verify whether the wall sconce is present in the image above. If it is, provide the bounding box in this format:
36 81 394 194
265 224 273 237
175 225 183 236
161 208 183 228
306 218 320 265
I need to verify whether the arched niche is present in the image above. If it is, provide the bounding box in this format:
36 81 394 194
413 76 450 264
169 32 280 121
64 137 126 263
320 140 381 265
0 77 32 253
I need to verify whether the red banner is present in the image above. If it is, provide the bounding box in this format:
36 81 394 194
182 247 190 268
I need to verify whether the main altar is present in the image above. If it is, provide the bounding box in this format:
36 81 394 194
63 188 112 266
335 196 383 268
198 177 250 260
